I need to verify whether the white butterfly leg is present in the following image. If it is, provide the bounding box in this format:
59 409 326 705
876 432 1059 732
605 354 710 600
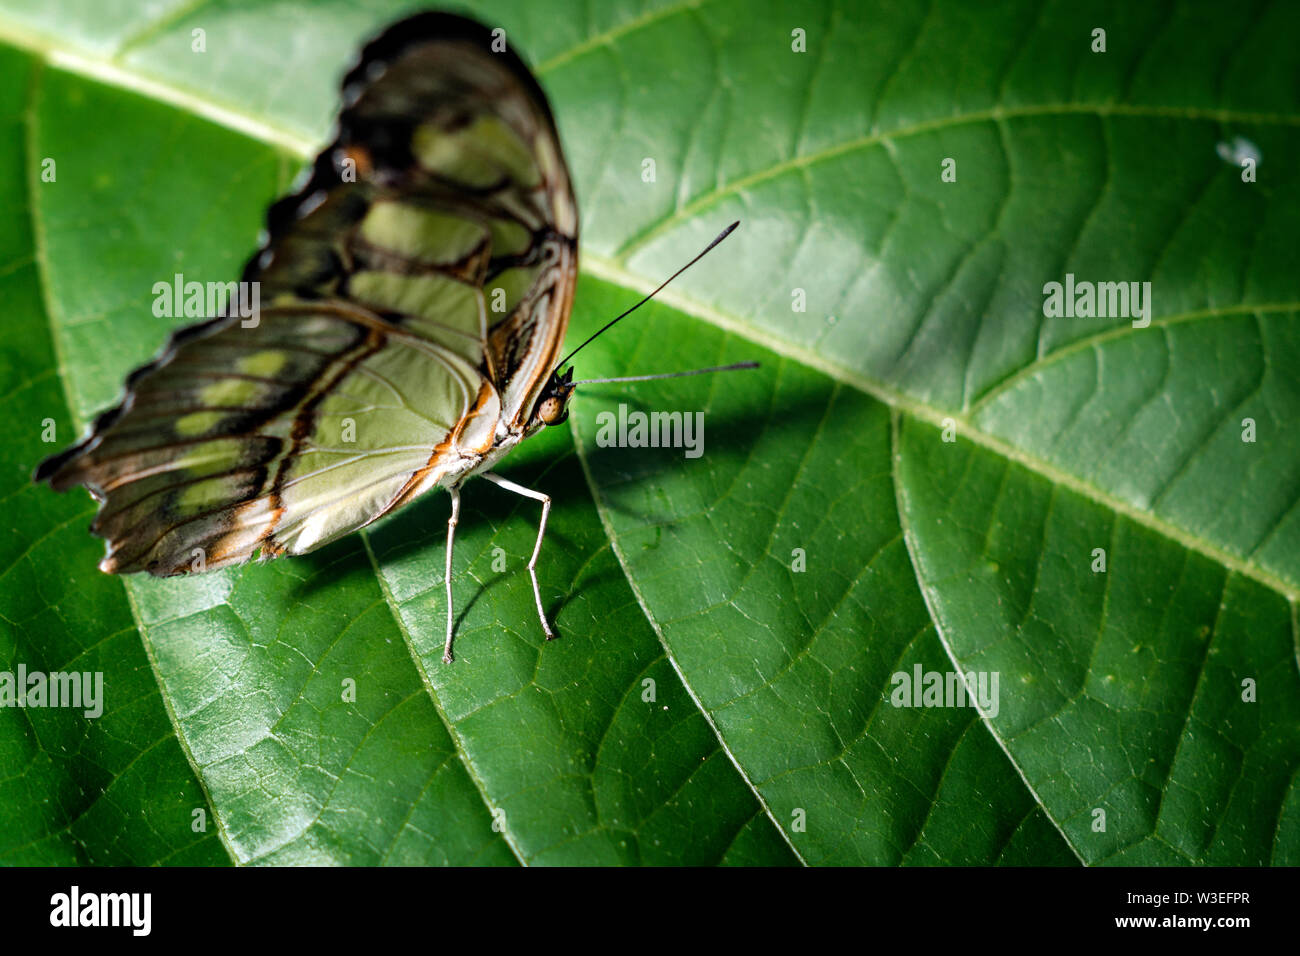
482 472 555 641
442 484 461 663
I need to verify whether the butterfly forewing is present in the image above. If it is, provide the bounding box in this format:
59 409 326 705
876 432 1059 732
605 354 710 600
37 12 578 576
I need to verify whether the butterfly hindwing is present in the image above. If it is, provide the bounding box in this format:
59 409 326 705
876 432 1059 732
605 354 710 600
37 12 577 576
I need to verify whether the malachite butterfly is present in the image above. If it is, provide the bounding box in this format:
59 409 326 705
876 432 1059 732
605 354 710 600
37 10 749 662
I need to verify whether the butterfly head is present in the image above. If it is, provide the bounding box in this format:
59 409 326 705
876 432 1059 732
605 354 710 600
523 221 746 438
529 366 575 431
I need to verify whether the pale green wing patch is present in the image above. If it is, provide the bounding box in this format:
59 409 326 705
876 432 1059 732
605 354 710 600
38 305 496 574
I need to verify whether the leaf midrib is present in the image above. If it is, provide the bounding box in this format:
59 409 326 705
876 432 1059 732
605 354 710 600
568 418 810 865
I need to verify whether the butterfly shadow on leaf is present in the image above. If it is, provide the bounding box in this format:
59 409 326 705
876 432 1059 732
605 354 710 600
571 371 840 533
289 437 619 647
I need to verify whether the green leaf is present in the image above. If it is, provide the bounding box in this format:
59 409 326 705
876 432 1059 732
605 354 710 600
1 0 1295 865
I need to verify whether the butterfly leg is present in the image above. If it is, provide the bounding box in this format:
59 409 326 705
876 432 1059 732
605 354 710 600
442 484 462 663
482 472 555 640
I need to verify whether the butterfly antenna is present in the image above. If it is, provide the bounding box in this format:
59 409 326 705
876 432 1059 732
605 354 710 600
571 361 759 386
555 220 740 370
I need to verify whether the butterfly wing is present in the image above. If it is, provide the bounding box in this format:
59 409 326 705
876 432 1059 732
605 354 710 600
36 12 578 575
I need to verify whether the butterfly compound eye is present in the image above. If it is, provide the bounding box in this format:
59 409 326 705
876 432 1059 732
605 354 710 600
538 396 567 426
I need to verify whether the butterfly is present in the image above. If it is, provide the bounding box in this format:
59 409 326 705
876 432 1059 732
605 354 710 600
37 11 750 663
